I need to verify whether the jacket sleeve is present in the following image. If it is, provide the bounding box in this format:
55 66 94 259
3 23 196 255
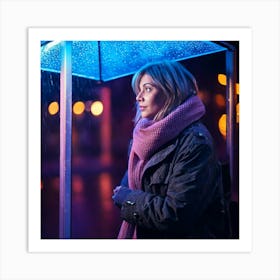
119 134 219 233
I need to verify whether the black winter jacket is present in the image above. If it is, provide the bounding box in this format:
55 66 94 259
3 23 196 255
120 121 227 239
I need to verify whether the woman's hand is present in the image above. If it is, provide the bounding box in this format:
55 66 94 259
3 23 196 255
112 186 132 208
113 185 122 196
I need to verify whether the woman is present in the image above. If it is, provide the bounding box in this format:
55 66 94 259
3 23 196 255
112 60 227 239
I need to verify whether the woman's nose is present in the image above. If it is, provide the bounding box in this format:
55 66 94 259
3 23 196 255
136 91 144 102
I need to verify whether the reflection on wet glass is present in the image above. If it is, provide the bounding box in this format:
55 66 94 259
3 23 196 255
99 172 113 213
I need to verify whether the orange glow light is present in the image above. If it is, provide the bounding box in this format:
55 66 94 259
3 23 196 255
91 101 103 116
215 93 226 108
218 114 227 137
236 83 240 95
48 101 59 115
99 172 113 213
236 103 240 123
218 74 239 95
72 175 84 194
73 101 85 115
218 74 227 86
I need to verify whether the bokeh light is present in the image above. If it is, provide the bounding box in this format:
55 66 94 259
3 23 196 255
91 101 103 116
215 93 226 108
72 175 84 194
218 74 239 95
48 101 59 115
218 114 227 137
236 83 239 94
218 74 227 86
236 103 239 123
73 101 85 115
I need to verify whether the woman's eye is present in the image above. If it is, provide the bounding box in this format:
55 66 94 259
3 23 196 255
145 87 152 92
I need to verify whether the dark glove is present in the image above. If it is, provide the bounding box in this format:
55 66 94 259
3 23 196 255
112 186 132 208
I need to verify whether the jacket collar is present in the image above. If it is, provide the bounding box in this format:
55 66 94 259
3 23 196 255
142 137 179 176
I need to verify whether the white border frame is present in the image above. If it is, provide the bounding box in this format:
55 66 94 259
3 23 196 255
1 0 279 279
28 27 252 253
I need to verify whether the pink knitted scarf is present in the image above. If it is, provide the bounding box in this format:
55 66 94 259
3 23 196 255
117 95 205 239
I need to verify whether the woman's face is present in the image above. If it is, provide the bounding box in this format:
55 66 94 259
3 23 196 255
136 74 166 120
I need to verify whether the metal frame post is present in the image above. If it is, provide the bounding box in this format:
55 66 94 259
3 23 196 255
59 41 72 239
225 45 238 202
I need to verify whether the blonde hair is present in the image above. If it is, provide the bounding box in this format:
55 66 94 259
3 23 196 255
131 60 198 123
